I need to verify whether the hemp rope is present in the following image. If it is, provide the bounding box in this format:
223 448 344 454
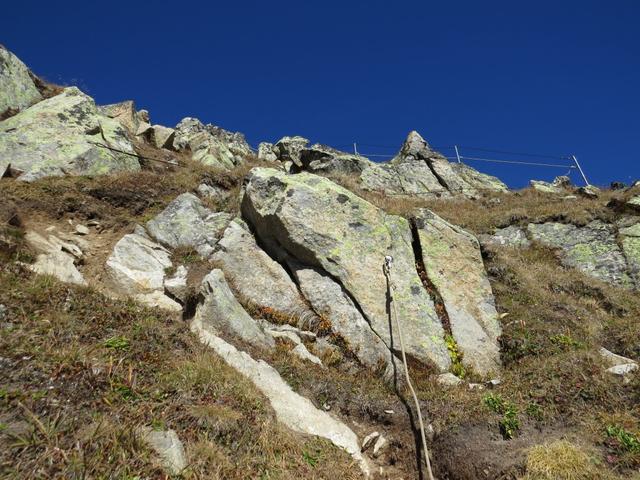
383 255 435 480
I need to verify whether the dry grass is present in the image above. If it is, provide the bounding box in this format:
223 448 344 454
0 264 359 479
522 440 607 480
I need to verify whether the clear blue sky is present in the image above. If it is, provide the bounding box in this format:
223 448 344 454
4 1 639 187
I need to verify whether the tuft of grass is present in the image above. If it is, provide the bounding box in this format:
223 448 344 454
523 440 605 480
483 393 520 439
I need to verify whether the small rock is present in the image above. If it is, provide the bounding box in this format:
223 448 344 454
384 409 394 415
0 305 7 321
164 265 188 303
436 373 463 386
292 343 323 366
361 431 380 451
486 379 502 388
138 427 187 475
562 195 578 200
606 363 638 384
468 383 485 391
610 181 627 190
372 435 388 458
75 225 89 235
577 185 600 199
599 347 637 368
87 219 101 227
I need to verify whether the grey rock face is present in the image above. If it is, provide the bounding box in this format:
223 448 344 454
481 225 531 249
450 162 509 192
0 87 140 181
528 221 634 288
146 193 231 257
360 162 449 197
0 45 42 115
193 269 275 350
98 100 139 134
149 125 175 149
191 324 370 476
211 221 317 327
293 266 401 380
105 232 181 311
258 142 278 162
197 183 230 204
241 168 450 370
272 136 310 167
619 220 640 286
25 231 86 286
164 265 188 303
298 144 373 175
172 117 251 169
413 209 501 376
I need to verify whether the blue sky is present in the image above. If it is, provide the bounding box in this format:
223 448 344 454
4 1 639 187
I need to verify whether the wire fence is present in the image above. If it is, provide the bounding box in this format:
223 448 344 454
346 142 590 186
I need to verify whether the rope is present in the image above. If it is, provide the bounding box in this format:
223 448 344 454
383 256 435 480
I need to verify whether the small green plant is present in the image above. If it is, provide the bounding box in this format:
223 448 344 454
500 404 520 439
550 333 584 349
483 393 520 439
483 393 505 413
151 418 166 431
103 336 130 351
302 450 319 467
526 402 544 421
606 425 640 453
445 334 466 378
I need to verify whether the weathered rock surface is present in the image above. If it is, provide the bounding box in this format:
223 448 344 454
619 219 640 285
391 131 477 197
138 427 187 475
146 193 231 257
360 161 449 197
298 145 372 175
193 270 275 350
272 136 310 167
257 142 278 162
105 232 181 311
242 168 450 370
164 265 188 303
450 162 509 192
293 266 401 380
0 87 140 181
530 176 571 194
149 125 175 150
173 117 251 169
211 221 317 327
0 45 42 115
413 209 501 375
528 221 633 288
481 225 531 249
25 231 86 286
191 323 369 476
98 100 139 134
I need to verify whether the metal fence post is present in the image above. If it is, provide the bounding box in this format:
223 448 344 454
454 145 462 163
571 155 590 186
353 142 358 155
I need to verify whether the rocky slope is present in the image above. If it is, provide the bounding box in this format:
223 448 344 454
1 46 639 480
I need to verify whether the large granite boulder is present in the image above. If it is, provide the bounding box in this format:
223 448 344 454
193 269 275 350
413 209 501 375
0 45 42 116
98 100 140 134
528 221 634 288
241 168 450 370
146 193 231 257
292 265 401 380
172 117 251 169
105 231 181 311
298 144 372 175
0 87 140 181
25 231 86 286
211 221 317 326
450 162 508 192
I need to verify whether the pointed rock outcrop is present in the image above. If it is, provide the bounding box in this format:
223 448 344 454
0 45 42 116
0 87 140 181
413 209 501 375
241 168 450 370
